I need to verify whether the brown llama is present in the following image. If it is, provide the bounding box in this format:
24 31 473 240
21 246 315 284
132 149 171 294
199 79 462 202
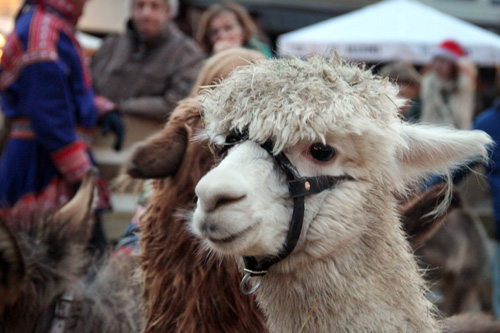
125 96 266 332
0 169 143 332
401 184 491 315
124 48 267 333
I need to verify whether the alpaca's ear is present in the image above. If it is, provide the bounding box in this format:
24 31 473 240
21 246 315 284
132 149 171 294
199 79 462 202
397 123 492 179
0 216 26 308
52 167 98 240
400 183 462 248
125 125 188 179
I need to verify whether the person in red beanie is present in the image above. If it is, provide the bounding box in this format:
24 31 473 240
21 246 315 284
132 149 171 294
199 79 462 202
419 39 477 129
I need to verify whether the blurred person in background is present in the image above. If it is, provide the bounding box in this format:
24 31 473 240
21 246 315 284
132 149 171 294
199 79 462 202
0 33 5 153
419 39 476 129
380 61 422 122
0 0 110 251
474 99 500 319
424 97 500 318
114 47 266 257
196 2 272 58
90 0 204 151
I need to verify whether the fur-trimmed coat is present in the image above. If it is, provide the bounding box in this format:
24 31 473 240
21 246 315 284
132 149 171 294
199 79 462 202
420 60 476 129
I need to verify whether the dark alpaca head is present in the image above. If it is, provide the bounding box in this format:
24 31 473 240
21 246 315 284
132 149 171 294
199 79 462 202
126 121 188 179
400 183 492 316
400 183 462 248
0 169 97 332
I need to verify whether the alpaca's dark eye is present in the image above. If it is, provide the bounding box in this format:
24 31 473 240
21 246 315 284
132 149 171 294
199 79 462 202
310 143 335 162
225 132 241 144
225 129 247 144
217 130 248 158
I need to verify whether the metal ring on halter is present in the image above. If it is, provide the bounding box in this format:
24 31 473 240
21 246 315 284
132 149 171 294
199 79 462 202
240 272 264 295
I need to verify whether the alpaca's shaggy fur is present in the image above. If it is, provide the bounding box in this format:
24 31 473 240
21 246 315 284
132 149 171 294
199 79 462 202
131 97 266 332
73 255 143 332
0 172 142 332
201 55 487 193
192 54 493 332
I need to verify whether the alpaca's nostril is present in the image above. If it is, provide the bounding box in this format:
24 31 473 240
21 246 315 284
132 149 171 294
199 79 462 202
195 169 249 212
208 224 218 233
200 221 221 235
212 194 246 211
200 221 217 234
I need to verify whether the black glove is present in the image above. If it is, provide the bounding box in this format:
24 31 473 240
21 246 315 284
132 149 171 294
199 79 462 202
99 111 124 151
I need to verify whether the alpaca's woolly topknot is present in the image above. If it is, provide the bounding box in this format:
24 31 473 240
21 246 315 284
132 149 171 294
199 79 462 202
200 54 407 153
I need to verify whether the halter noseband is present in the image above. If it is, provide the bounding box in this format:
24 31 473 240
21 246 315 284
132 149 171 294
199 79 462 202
217 130 354 294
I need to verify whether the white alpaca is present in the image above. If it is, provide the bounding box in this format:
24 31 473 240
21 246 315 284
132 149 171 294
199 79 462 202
190 55 492 332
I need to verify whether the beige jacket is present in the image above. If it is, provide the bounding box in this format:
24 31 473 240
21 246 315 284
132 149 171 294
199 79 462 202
90 21 204 149
91 21 204 122
420 59 476 130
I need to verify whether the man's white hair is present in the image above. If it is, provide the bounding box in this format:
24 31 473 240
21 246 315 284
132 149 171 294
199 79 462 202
129 0 178 18
166 0 178 18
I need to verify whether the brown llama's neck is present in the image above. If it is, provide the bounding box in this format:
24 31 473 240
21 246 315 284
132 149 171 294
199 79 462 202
138 133 266 332
252 202 440 333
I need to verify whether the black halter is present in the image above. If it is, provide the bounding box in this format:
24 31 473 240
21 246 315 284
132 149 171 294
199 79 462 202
217 130 354 294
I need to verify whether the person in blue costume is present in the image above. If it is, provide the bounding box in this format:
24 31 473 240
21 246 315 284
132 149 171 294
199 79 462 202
0 0 111 250
478 100 500 319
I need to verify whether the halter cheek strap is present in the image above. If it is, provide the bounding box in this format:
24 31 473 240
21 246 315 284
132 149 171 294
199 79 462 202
239 140 354 295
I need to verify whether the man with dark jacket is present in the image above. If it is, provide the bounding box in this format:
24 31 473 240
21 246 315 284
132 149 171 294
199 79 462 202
90 0 204 150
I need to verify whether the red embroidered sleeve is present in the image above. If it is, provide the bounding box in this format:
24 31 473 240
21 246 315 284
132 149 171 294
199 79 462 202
50 140 91 184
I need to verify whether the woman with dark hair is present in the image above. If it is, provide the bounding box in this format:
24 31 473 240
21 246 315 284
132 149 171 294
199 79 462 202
196 2 272 57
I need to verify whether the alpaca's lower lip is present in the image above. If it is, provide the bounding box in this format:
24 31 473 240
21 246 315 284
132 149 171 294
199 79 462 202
208 222 258 244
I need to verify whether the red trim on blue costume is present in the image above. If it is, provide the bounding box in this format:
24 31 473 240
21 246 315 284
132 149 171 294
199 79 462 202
51 140 92 184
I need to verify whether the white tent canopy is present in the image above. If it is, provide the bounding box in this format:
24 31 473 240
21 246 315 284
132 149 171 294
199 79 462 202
277 0 500 66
